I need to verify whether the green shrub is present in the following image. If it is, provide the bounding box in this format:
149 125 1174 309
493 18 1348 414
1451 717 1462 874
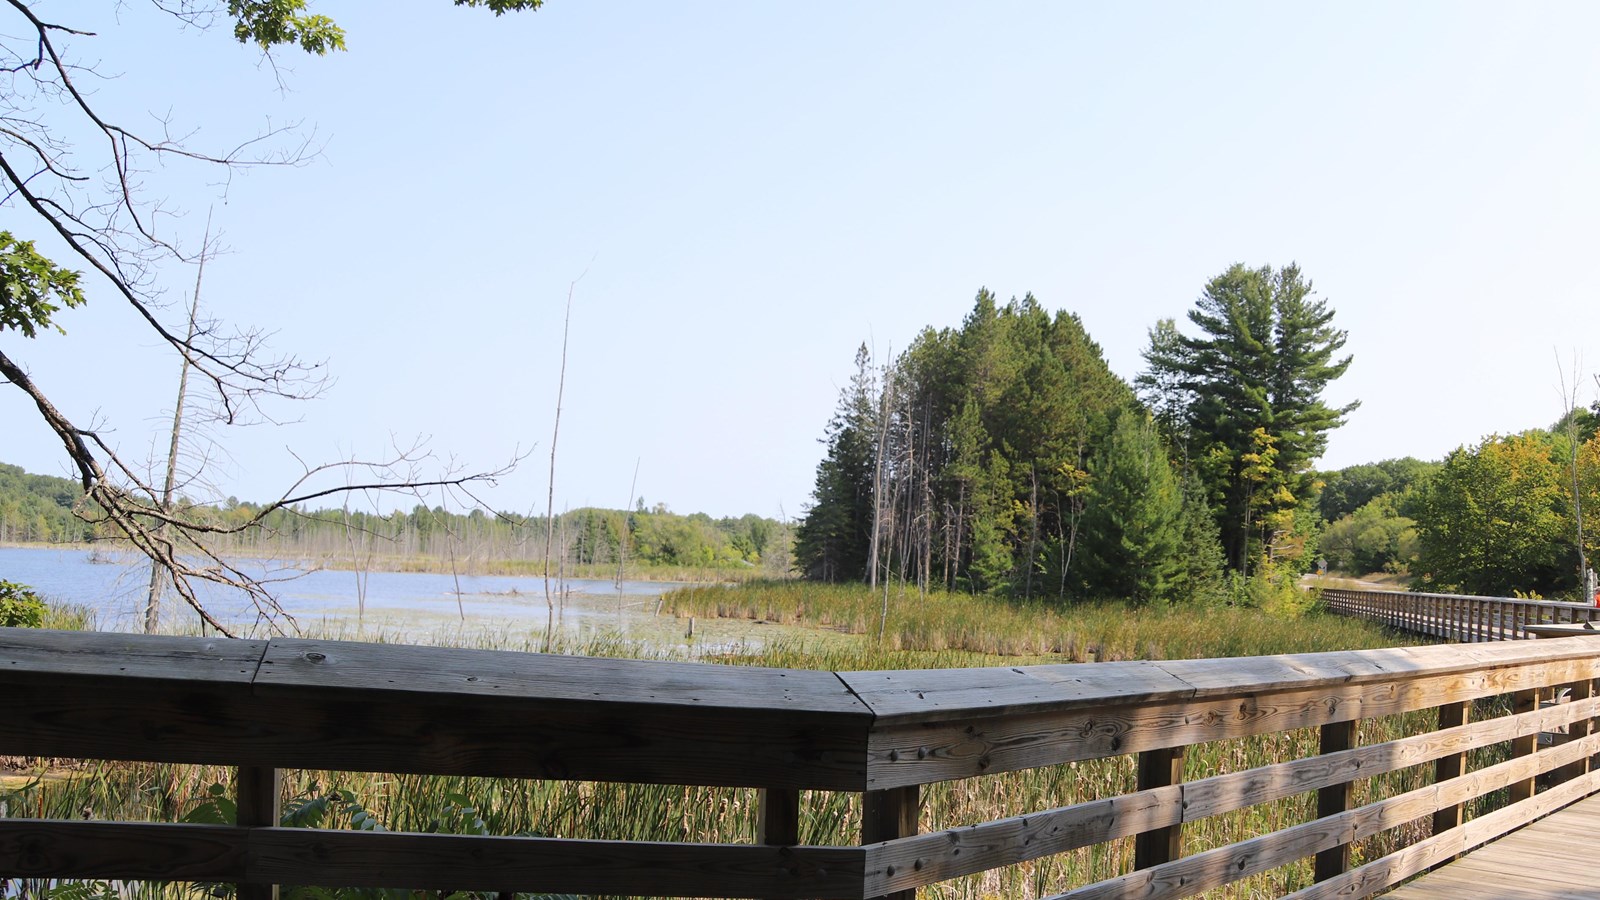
0 579 46 627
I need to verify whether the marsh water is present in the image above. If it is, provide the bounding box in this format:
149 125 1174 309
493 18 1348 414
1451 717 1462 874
0 546 814 651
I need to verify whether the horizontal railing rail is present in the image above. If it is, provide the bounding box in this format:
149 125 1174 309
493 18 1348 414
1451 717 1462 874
4 624 1600 899
1322 587 1600 642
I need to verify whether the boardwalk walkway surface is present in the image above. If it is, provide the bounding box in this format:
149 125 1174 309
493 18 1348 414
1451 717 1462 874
1383 792 1600 900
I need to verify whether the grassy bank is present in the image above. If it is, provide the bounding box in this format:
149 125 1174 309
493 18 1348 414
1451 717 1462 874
663 579 1416 662
7 589 1451 900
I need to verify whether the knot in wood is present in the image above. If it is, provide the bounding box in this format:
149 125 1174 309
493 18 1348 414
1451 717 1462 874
304 652 326 662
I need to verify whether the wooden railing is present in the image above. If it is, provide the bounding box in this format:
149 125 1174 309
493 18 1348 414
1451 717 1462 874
5 625 1600 899
1323 587 1600 641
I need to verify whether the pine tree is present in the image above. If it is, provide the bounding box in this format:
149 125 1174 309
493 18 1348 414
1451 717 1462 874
793 345 879 581
1138 264 1357 572
1078 412 1184 604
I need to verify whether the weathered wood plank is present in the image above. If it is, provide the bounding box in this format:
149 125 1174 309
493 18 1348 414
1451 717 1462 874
1047 803 1350 900
1041 728 1600 900
1286 769 1600 900
1182 692 1600 822
863 788 1179 896
0 628 268 684
862 786 918 900
1134 746 1184 870
864 657 1600 788
1509 688 1539 802
1561 675 1595 782
0 666 268 769
1277 823 1466 900
0 820 246 881
839 662 1197 723
758 788 801 847
247 829 865 899
1377 772 1600 900
237 765 282 900
1431 701 1469 838
258 638 867 715
1313 720 1356 882
0 631 874 790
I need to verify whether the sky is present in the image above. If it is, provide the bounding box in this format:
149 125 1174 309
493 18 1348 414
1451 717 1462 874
3 2 1599 521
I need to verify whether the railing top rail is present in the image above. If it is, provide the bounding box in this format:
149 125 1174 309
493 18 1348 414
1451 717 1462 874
838 637 1600 725
1321 586 1597 610
10 627 1600 767
13 627 1600 724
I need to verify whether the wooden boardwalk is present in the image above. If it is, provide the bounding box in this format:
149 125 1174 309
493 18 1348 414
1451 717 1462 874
1384 792 1600 899
9 617 1600 899
1324 588 1600 899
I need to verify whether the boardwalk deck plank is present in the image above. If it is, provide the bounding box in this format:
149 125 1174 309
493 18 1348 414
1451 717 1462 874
1382 793 1600 900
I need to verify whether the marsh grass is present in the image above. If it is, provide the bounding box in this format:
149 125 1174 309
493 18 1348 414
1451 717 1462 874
663 580 1418 661
8 587 1489 900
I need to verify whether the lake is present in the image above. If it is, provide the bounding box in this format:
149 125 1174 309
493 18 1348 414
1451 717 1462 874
0 545 716 641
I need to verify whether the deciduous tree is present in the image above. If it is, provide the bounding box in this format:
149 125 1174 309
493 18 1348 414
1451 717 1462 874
1414 433 1567 596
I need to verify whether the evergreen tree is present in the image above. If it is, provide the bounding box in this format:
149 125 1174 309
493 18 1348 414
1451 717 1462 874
1078 413 1184 604
793 345 879 581
1173 472 1230 605
795 290 1136 597
1138 264 1357 573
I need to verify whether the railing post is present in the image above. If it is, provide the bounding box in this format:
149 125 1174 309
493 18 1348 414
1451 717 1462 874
758 788 800 846
1510 689 1539 802
863 786 919 900
1134 746 1184 869
1313 720 1357 882
1556 679 1593 785
1432 701 1469 835
237 765 281 900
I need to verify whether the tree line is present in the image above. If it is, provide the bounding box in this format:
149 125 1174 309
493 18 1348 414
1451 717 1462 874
0 462 791 577
794 263 1356 606
1317 401 1600 599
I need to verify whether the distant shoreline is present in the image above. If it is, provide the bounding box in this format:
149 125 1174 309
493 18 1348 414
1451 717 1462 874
0 540 775 585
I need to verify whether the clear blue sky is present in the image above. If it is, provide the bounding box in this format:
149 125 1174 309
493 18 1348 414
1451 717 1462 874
4 2 1599 520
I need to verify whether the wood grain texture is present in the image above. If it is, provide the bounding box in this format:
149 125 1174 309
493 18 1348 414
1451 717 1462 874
257 638 865 715
758 788 801 847
0 820 246 881
1371 773 1600 900
1048 805 1350 900
0 628 268 684
1134 746 1184 870
1039 727 1600 900
0 630 873 790
237 766 283 900
247 829 865 899
862 786 918 900
1431 701 1469 837
1313 720 1356 882
864 657 1600 788
12 617 1600 900
1282 764 1600 900
864 788 1180 896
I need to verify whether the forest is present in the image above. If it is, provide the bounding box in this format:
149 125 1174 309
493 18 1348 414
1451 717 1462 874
793 264 1600 605
793 264 1355 607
